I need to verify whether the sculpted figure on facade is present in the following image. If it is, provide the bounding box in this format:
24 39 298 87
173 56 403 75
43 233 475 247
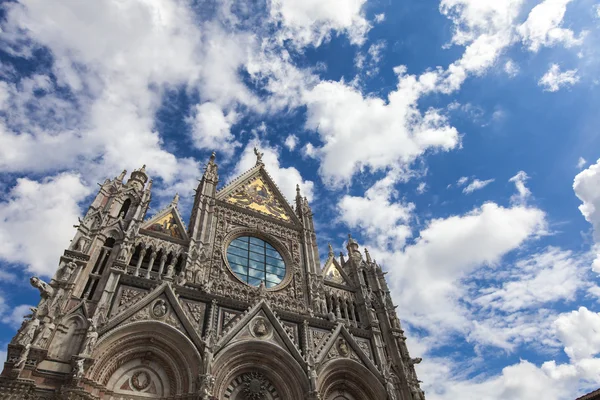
13 316 39 346
57 261 77 282
80 320 98 356
32 318 55 348
30 276 54 317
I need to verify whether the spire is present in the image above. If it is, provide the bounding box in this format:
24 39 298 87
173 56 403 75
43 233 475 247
328 243 334 257
171 193 180 207
127 164 149 190
202 152 219 183
117 169 127 182
339 251 345 265
365 248 372 263
254 147 264 166
346 234 359 252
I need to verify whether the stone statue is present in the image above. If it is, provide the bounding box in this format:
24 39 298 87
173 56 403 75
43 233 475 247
32 319 55 348
57 261 77 282
386 379 398 400
118 241 132 261
253 319 268 337
30 276 54 317
176 270 187 286
14 317 40 346
254 147 264 164
14 344 31 368
165 264 175 278
11 308 37 344
80 320 98 355
72 358 85 380
199 374 215 399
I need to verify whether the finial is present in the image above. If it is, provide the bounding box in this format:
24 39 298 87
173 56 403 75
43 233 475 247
328 243 334 257
146 179 153 190
339 251 346 265
117 169 127 181
365 248 372 263
296 184 301 196
210 151 216 161
254 147 264 165
171 193 180 206
140 164 146 172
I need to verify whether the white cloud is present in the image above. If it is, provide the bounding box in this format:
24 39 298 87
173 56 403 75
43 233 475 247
473 248 587 313
539 64 580 92
186 102 240 156
518 0 585 52
504 60 519 77
457 176 469 186
509 171 532 205
231 141 314 203
284 134 299 151
269 0 371 47
463 178 494 194
0 173 91 277
417 182 427 194
578 157 587 170
555 307 600 361
374 13 385 23
574 159 600 272
304 71 460 185
338 174 414 250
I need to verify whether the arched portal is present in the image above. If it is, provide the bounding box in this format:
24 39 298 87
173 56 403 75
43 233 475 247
212 340 308 400
87 321 202 399
319 359 387 400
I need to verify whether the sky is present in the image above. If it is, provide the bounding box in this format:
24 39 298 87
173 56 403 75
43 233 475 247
0 0 600 398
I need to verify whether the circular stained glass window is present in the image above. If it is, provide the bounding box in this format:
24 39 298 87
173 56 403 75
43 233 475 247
226 236 286 288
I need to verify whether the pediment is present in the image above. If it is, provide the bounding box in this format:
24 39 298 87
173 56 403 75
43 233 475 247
217 166 301 225
141 204 188 241
316 324 381 378
100 283 204 351
214 300 305 367
323 257 352 287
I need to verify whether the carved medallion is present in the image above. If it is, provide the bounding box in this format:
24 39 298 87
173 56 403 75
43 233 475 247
251 317 270 339
337 338 350 357
151 299 167 319
131 370 151 391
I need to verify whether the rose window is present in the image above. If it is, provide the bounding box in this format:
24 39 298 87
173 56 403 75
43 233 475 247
226 236 286 288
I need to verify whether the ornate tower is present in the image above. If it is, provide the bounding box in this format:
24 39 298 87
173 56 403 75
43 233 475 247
1 152 425 400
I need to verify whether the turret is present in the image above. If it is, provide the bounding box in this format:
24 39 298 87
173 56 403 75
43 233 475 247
188 152 219 246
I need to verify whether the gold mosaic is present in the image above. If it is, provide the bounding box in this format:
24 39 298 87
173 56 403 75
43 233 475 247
226 176 290 221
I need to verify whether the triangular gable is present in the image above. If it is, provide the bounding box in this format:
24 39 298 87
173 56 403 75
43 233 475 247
323 257 352 287
216 166 300 225
62 300 90 321
316 324 382 380
214 300 305 368
141 203 189 241
100 283 204 351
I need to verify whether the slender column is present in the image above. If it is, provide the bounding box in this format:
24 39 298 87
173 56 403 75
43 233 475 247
145 251 156 279
135 249 146 277
157 254 167 278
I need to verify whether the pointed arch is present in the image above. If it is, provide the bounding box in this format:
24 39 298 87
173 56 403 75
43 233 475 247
88 321 202 397
319 359 387 400
212 340 308 400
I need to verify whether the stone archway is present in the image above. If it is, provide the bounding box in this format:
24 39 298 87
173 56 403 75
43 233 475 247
212 340 308 400
87 321 202 399
319 359 387 400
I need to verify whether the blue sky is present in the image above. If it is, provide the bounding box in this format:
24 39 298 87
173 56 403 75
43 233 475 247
1 0 600 398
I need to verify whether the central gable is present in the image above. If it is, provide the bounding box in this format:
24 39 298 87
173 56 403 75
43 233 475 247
217 166 300 225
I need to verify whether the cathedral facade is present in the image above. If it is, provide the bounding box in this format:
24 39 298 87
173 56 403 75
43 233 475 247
1 152 425 400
